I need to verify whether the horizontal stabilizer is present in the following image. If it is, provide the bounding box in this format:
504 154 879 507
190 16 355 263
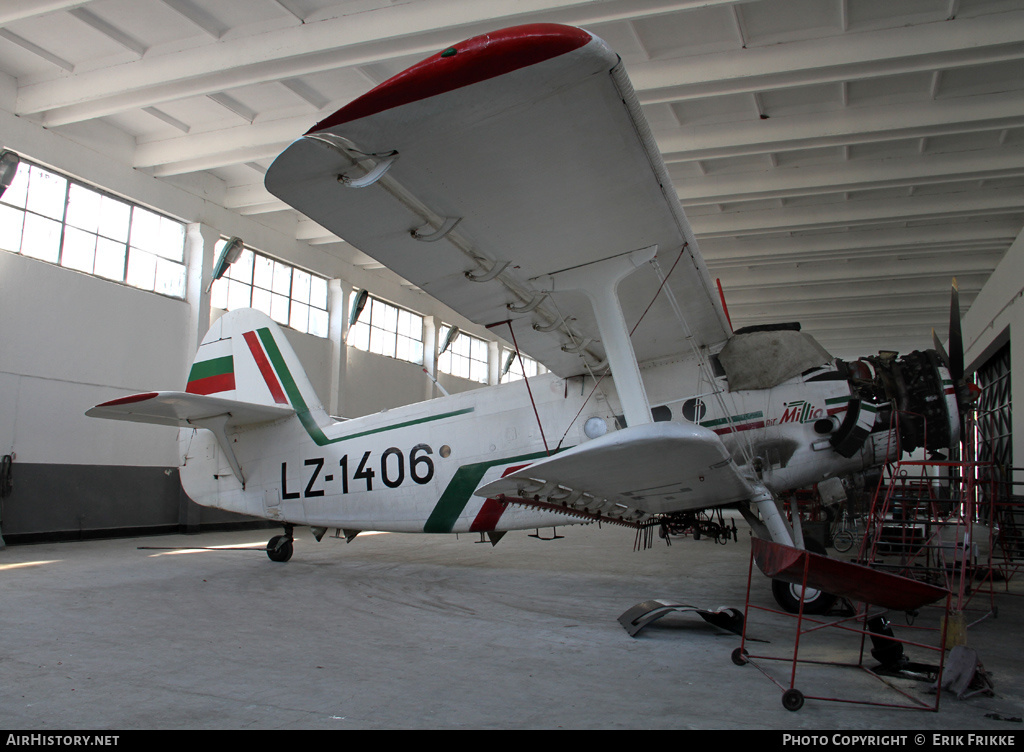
86 391 295 429
475 422 754 521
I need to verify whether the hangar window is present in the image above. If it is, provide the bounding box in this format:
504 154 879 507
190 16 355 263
500 349 546 383
348 293 424 364
0 158 186 298
210 240 329 338
438 326 488 383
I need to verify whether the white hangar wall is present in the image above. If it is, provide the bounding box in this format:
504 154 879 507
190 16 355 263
0 98 490 542
963 226 1024 479
0 249 193 538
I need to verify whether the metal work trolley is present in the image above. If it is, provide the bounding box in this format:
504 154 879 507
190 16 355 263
733 538 952 712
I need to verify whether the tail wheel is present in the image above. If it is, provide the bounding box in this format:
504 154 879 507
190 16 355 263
267 534 294 563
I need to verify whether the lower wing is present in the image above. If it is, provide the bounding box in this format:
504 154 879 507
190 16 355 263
474 422 754 525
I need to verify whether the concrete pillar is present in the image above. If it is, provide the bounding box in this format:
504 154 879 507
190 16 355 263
328 279 349 417
424 316 440 400
183 223 220 380
181 222 220 533
488 340 500 385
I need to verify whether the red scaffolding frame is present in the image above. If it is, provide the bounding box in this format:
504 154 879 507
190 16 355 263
860 458 997 623
734 539 951 712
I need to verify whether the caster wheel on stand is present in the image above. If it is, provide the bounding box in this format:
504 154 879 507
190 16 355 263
782 688 804 711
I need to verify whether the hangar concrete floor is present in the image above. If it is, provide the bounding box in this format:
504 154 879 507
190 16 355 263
1 519 1022 731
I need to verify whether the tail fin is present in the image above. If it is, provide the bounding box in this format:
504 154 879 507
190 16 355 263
186 308 328 426
89 308 326 426
87 309 328 486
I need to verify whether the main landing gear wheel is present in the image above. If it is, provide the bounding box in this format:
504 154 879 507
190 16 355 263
772 579 837 615
771 538 837 615
267 529 294 563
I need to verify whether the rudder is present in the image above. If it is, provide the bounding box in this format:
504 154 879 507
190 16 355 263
188 309 329 430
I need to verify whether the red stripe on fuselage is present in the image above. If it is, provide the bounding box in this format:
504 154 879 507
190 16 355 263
712 421 766 436
242 330 289 405
470 463 532 532
309 24 593 131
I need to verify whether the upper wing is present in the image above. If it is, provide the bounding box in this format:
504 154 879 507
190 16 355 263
265 23 731 377
474 422 754 524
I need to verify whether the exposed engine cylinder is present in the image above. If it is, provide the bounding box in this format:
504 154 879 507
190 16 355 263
844 349 956 454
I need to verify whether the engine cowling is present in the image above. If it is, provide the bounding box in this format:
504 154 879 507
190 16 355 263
844 349 959 455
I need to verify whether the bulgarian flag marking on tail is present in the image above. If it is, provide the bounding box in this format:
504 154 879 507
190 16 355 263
186 355 235 395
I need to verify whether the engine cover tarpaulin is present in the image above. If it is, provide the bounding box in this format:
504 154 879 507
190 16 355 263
719 329 833 391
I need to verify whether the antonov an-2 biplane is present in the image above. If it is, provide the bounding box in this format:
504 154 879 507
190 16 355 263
88 24 975 613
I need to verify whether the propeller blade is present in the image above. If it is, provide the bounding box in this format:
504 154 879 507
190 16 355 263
949 278 964 381
932 327 951 370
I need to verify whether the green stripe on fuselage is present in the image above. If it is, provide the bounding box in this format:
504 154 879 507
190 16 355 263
424 449 555 533
700 411 763 428
255 327 473 446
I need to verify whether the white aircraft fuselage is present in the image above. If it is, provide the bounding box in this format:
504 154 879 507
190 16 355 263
169 311 922 541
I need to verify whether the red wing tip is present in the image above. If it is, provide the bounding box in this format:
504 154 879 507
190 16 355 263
308 23 595 132
96 392 160 408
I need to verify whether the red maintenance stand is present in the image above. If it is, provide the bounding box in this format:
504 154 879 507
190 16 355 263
732 538 951 712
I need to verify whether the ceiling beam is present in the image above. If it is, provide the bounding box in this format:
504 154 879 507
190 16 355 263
657 91 1024 162
133 115 311 170
131 85 1024 178
16 0 739 124
632 10 1024 104
0 28 74 71
67 7 147 57
0 1 87 27
698 221 1019 265
714 251 1002 289
719 275 986 308
675 147 1024 207
691 188 1024 237
134 99 1024 188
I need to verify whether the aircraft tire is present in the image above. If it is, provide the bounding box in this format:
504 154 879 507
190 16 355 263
771 538 837 615
267 535 294 563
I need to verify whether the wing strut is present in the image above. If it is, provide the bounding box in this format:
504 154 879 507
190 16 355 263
498 319 551 455
539 246 656 428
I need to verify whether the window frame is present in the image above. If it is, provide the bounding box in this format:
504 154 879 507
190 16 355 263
438 326 489 384
500 348 546 383
0 157 187 300
347 292 425 365
209 240 330 338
